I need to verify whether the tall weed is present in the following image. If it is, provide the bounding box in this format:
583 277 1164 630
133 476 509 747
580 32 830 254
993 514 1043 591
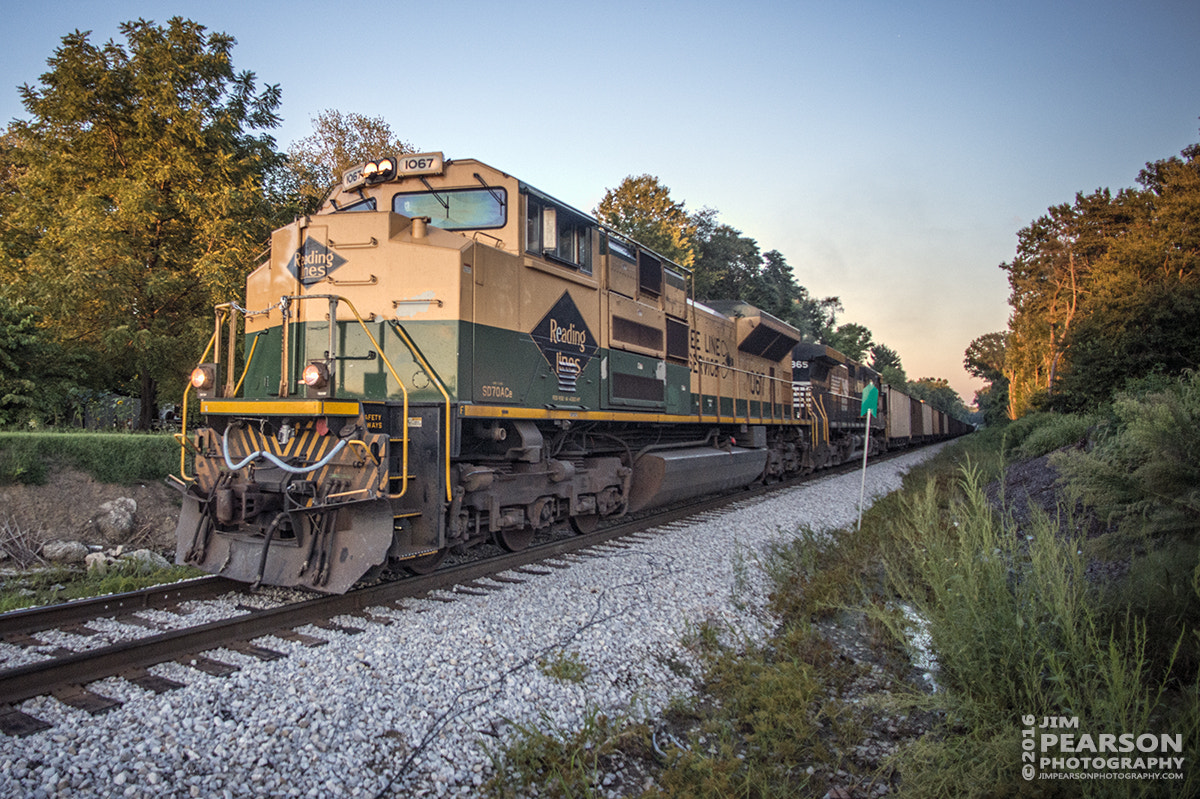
883 463 1198 796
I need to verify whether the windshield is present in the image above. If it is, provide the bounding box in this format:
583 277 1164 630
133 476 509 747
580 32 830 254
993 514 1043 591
392 187 506 230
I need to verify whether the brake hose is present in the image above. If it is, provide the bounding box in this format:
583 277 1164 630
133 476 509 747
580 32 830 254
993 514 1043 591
222 425 349 474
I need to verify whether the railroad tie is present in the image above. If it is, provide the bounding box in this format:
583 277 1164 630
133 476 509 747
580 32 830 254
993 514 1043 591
121 668 185 694
179 655 240 676
271 630 328 648
0 705 52 737
52 685 121 715
228 641 286 662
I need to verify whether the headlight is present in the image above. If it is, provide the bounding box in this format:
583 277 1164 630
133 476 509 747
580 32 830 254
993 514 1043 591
362 156 397 184
302 362 329 389
190 364 217 396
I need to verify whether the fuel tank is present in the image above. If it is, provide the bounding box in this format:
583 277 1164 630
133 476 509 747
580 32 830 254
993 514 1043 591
626 446 768 513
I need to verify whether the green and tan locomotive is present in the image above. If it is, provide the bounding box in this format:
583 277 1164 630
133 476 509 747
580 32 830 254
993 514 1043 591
174 152 952 593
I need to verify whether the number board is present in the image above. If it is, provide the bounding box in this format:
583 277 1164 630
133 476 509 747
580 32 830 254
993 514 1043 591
342 152 445 191
396 152 444 176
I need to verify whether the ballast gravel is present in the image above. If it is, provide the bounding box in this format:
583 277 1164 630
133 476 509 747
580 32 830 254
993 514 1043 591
0 445 944 798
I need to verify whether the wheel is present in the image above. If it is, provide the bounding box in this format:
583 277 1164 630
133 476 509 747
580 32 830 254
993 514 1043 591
495 526 534 552
569 514 600 535
403 550 445 575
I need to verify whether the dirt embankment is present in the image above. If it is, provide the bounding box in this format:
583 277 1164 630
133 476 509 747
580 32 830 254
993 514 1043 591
0 469 181 553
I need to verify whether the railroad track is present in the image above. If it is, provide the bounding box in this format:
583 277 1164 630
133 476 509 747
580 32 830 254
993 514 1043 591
0 453 887 737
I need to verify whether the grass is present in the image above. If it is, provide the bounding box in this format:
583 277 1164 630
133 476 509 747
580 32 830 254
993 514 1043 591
539 650 591 683
876 465 1196 797
481 707 653 799
484 414 1200 798
0 562 204 613
0 430 179 485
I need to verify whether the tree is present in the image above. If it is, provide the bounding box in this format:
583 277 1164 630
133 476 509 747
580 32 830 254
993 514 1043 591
688 211 835 337
759 249 835 338
1 18 284 428
907 376 970 421
1053 142 1200 410
1000 188 1137 416
689 208 760 301
870 343 908 386
595 175 696 268
996 133 1200 416
826 323 874 361
788 286 841 342
964 332 1007 382
0 298 79 426
596 182 834 340
964 332 1010 425
285 109 414 214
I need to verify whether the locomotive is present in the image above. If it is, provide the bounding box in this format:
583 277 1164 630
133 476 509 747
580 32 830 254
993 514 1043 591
173 152 966 593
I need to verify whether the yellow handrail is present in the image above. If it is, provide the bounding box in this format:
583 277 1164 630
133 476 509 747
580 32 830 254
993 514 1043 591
232 332 261 396
387 320 454 503
812 395 830 449
176 328 221 482
297 294 412 500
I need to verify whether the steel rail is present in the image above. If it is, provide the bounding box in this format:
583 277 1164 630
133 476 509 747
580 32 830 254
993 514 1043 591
0 446 913 716
0 576 238 639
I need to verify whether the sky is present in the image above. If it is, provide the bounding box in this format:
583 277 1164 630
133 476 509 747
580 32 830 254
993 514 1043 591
2 0 1198 404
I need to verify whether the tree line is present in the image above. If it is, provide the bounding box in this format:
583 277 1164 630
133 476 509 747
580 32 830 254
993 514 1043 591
967 131 1200 425
0 17 968 428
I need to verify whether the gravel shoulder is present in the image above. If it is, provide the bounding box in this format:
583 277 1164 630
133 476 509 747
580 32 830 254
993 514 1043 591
0 445 946 799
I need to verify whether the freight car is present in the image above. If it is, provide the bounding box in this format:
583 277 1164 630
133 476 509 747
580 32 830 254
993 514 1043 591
173 152 965 593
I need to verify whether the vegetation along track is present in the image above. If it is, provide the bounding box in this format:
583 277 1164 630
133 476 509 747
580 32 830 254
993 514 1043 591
0 452 887 737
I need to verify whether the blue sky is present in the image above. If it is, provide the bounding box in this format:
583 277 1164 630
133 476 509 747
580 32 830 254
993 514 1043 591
3 0 1198 402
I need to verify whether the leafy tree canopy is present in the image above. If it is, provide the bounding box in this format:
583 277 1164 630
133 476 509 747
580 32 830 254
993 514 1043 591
999 133 1200 416
689 208 762 302
0 297 80 427
595 174 696 268
870 342 908 387
688 208 837 338
964 332 1007 382
285 109 414 214
0 18 284 428
907 376 970 421
826 322 874 362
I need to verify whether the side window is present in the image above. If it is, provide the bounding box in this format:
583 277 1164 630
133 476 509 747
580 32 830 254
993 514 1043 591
638 250 662 296
336 197 377 213
526 196 543 253
525 195 593 275
608 236 636 263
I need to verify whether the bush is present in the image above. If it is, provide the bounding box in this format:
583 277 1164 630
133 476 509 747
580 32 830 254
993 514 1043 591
1053 371 1200 542
0 298 86 427
1012 412 1097 460
993 412 1096 461
0 431 178 485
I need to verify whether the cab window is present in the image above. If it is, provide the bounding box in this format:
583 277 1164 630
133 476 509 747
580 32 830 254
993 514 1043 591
392 187 506 230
